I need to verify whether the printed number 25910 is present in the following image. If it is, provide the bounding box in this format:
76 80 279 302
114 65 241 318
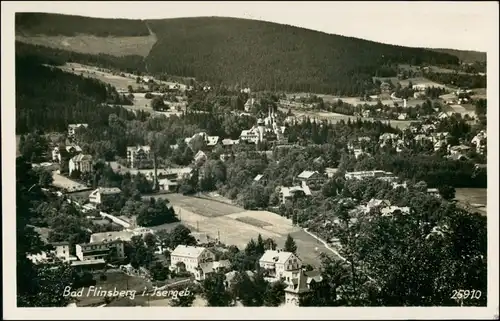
451 289 482 300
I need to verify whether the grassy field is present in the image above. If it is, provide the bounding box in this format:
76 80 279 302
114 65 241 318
51 170 89 191
455 188 487 215
280 107 414 130
16 34 157 57
151 193 334 266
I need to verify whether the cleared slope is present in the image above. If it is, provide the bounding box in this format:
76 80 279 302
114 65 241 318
16 12 156 57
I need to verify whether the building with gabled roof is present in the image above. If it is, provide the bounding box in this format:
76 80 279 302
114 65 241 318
169 245 216 275
259 250 302 279
89 187 121 204
69 154 93 175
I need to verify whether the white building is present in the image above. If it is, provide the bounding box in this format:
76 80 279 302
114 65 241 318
279 183 312 204
344 170 393 181
90 231 135 243
259 250 302 280
126 145 151 169
194 150 208 163
89 187 122 204
169 245 216 275
471 130 487 154
69 154 93 175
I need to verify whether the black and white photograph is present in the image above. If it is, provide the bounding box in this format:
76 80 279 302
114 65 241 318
2 1 498 319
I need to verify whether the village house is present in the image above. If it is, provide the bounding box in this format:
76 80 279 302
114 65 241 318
194 150 208 163
284 270 312 307
380 206 411 217
437 111 454 119
296 170 325 186
449 144 471 156
244 98 255 112
68 123 88 137
185 132 220 149
90 231 135 243
76 239 125 261
126 145 151 169
279 183 312 204
253 174 268 185
69 154 93 175
427 188 441 198
379 82 392 93
364 198 392 213
259 250 302 280
471 130 487 154
344 170 394 181
89 187 122 204
50 241 72 262
169 245 216 275
325 167 339 178
219 153 233 162
221 138 239 147
27 241 76 265
194 260 231 282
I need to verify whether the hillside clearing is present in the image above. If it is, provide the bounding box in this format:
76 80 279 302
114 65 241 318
16 34 157 57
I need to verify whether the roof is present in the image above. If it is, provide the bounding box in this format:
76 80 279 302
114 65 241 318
71 154 92 162
366 198 391 208
254 174 264 181
304 270 323 284
450 144 471 151
98 187 122 195
90 231 134 243
171 245 207 258
126 145 151 152
297 170 320 179
194 150 207 160
222 138 239 146
68 123 88 128
199 260 231 273
259 250 296 265
381 206 411 216
225 270 255 283
206 136 220 146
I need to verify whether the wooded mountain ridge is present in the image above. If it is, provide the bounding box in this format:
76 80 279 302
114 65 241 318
15 13 485 95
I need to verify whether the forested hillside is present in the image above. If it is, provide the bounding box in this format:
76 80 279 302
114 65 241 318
145 17 460 95
429 48 487 63
16 13 464 95
16 55 138 134
15 12 150 36
16 42 147 72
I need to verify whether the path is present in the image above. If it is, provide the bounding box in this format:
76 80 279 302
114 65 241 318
303 228 379 285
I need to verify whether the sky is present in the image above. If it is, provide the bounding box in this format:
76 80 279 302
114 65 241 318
7 1 498 52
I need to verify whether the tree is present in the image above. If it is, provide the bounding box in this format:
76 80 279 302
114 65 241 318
438 185 456 201
202 272 233 306
264 280 286 306
151 96 166 111
168 224 197 249
37 169 54 187
264 238 277 250
283 234 297 254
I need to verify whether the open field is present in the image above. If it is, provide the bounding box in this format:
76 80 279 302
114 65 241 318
151 193 334 266
51 171 89 191
398 77 447 89
471 88 487 100
165 193 244 218
280 107 414 130
16 34 157 57
455 188 487 215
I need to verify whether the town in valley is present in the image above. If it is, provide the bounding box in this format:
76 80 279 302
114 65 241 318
13 11 489 309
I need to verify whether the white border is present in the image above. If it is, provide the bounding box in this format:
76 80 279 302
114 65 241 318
2 1 499 319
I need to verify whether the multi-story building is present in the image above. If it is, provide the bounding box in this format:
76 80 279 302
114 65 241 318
50 241 72 262
296 170 325 187
88 187 122 204
169 245 216 274
126 145 151 169
75 239 125 262
259 250 302 280
279 183 312 204
471 130 487 154
69 154 93 175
